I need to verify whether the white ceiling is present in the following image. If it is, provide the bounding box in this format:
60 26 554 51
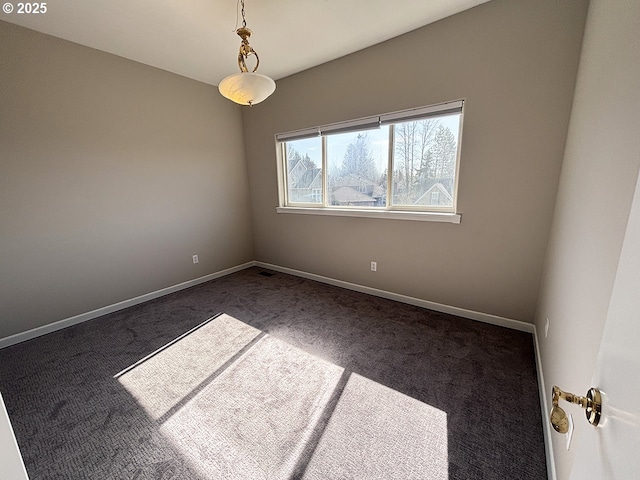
3 0 489 85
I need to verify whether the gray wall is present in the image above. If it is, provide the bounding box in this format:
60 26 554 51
535 0 640 477
0 21 254 339
242 0 588 322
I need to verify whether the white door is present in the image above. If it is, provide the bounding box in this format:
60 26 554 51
0 392 30 480
568 170 640 478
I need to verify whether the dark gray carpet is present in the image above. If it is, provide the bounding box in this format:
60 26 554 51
0 267 547 479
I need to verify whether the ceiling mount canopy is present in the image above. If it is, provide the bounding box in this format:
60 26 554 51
218 0 276 106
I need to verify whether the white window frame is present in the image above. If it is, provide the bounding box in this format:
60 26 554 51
275 100 464 223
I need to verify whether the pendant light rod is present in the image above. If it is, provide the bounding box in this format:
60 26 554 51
240 0 247 28
236 0 258 72
218 0 275 106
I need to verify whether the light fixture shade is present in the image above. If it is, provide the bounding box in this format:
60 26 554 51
218 72 276 106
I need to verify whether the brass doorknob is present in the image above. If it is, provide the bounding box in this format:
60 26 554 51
550 385 602 433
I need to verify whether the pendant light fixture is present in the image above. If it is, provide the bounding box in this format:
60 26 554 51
218 0 276 106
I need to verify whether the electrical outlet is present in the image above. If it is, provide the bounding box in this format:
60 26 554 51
370 261 377 272
192 254 199 264
545 318 550 338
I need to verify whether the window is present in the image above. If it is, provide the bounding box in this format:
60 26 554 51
276 100 463 222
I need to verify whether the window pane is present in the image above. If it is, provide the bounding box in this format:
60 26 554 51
391 113 460 208
326 126 389 207
285 137 322 204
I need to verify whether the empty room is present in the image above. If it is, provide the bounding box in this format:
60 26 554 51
1 0 638 479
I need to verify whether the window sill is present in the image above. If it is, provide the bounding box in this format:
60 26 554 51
276 206 461 223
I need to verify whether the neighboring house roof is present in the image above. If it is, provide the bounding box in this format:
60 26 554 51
292 168 321 189
288 157 300 171
427 177 454 193
332 186 376 204
414 182 453 205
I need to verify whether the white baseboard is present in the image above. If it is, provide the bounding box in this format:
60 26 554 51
533 325 557 480
0 259 534 345
255 261 535 333
0 262 255 350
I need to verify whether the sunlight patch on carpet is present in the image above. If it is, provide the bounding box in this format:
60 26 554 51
302 373 448 479
116 313 448 479
161 334 344 479
116 314 260 419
